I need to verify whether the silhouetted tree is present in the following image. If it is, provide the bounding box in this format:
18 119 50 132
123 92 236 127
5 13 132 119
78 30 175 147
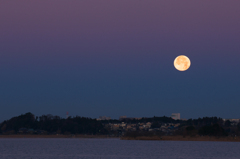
198 124 228 136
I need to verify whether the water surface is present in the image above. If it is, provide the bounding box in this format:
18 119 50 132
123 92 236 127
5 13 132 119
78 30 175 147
0 138 239 159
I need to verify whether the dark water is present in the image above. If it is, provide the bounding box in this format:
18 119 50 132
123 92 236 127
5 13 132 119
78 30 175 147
0 138 239 159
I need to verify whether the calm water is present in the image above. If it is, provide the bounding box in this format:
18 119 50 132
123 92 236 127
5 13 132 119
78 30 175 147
0 138 239 159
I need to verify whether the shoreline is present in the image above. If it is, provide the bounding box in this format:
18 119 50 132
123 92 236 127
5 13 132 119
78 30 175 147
121 135 240 142
0 134 118 139
1 135 239 142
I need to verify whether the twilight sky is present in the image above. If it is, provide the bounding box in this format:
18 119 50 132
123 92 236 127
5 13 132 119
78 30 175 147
0 0 240 121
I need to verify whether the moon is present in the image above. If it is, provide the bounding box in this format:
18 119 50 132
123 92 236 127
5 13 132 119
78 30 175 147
174 55 191 71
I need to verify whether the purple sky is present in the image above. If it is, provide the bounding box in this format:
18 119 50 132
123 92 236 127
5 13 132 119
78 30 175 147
0 0 240 121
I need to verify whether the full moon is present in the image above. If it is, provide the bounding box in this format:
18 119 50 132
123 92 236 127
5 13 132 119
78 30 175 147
174 55 191 71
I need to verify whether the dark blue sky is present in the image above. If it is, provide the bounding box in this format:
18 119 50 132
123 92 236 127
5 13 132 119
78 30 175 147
0 0 240 121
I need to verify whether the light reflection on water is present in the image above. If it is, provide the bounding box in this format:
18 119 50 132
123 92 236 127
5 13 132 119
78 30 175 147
0 138 239 159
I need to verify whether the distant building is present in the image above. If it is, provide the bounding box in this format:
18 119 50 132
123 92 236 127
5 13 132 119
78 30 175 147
112 124 120 131
171 113 180 120
119 116 142 121
223 119 240 123
119 116 127 121
180 118 187 121
97 116 111 120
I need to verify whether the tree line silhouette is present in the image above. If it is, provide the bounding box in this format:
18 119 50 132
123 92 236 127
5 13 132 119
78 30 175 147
0 112 107 135
0 112 239 137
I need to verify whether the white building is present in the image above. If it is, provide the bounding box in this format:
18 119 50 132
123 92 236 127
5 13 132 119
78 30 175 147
171 113 180 120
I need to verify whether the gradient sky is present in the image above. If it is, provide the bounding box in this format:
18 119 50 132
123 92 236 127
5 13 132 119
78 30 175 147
0 0 240 121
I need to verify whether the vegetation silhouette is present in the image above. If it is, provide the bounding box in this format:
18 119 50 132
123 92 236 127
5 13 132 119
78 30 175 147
0 113 239 138
0 112 107 135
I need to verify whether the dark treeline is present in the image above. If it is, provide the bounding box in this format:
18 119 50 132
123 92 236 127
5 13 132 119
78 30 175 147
100 116 178 124
0 112 239 137
181 117 238 136
0 112 107 135
124 117 240 138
